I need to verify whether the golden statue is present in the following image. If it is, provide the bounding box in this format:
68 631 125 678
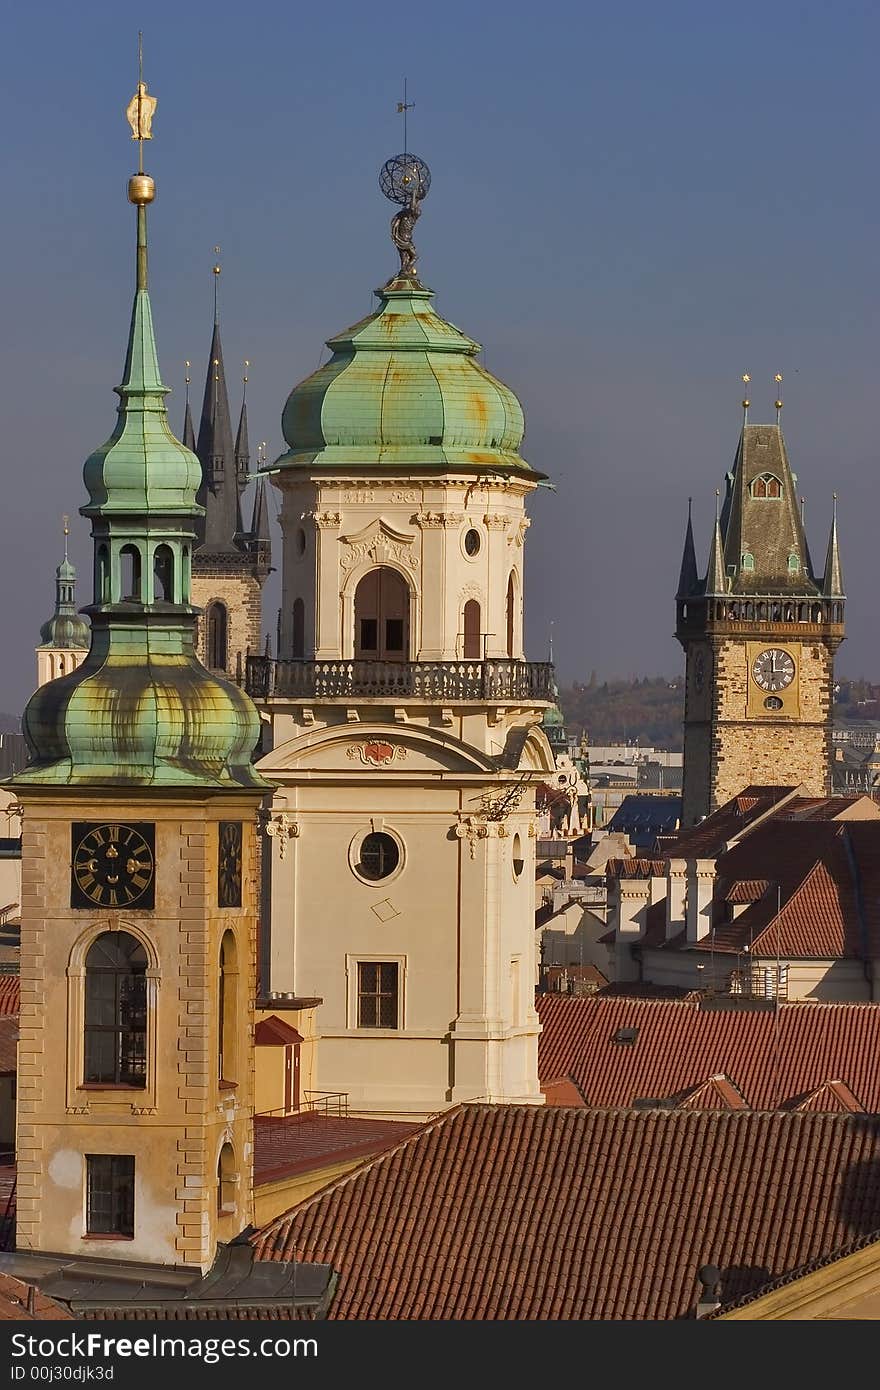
126 82 157 141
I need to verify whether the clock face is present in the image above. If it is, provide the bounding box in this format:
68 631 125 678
218 821 243 908
71 822 155 909
752 648 796 693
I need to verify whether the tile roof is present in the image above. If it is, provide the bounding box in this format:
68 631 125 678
673 1074 748 1111
0 977 18 1017
536 994 880 1111
541 1075 588 1106
662 786 799 859
253 1113 422 1185
0 1018 17 1074
0 1273 70 1321
786 1080 863 1113
252 1106 880 1320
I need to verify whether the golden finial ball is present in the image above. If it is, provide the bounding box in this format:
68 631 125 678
213 264 221 276
742 398 750 409
775 400 783 410
128 174 155 205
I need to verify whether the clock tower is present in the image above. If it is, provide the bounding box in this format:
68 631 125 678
677 394 844 825
8 82 269 1272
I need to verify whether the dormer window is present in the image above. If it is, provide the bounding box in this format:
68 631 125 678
788 553 800 574
741 552 755 571
750 473 782 499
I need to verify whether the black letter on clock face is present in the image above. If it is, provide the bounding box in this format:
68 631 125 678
71 822 155 910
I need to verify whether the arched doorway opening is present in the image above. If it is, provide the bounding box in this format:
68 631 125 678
354 568 409 661
506 573 516 658
463 599 481 659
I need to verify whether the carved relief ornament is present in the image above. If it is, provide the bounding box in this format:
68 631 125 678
347 741 408 767
339 518 419 572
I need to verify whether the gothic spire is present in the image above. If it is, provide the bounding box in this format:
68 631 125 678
195 273 240 551
716 421 816 593
822 495 845 597
676 499 699 598
704 495 726 596
236 363 250 491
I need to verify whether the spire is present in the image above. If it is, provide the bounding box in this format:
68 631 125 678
823 494 845 597
247 447 272 581
183 360 195 450
195 270 240 550
676 498 699 598
235 362 250 490
17 62 267 792
704 491 726 596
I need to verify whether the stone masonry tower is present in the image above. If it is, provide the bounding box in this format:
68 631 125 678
8 86 269 1273
677 388 844 825
248 151 556 1119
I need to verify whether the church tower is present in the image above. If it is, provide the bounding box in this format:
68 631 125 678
9 84 269 1272
190 266 272 682
677 385 844 824
250 152 556 1119
35 520 90 688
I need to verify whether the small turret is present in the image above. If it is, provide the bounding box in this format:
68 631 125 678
35 520 90 688
676 499 699 599
822 494 845 598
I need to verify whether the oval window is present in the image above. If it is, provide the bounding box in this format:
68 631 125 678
512 832 524 881
357 832 400 881
464 529 481 557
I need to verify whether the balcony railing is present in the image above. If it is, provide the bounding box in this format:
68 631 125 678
246 656 555 703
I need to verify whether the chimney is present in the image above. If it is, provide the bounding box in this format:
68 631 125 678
614 876 652 983
666 859 687 940
686 859 715 943
695 1264 722 1318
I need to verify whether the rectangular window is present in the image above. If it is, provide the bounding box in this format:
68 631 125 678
357 962 399 1028
359 618 378 652
86 1154 135 1238
385 618 404 652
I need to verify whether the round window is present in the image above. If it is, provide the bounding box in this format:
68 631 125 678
295 528 306 557
764 695 784 711
463 529 481 557
356 831 400 881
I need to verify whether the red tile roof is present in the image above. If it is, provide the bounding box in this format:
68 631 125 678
662 786 799 859
0 1273 70 1321
536 994 880 1111
541 1075 588 1106
252 1106 880 1320
674 1074 748 1111
0 978 18 1017
725 878 771 903
0 1018 17 1074
787 1080 864 1113
253 1113 422 1185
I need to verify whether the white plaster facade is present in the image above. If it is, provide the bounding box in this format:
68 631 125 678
256 473 555 1118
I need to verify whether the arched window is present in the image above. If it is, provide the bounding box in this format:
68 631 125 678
750 473 782 499
84 932 147 1087
97 545 110 604
217 1142 236 1216
218 930 237 1084
788 553 800 574
354 568 409 661
292 598 305 659
741 552 755 571
506 574 516 658
463 599 481 659
207 602 228 671
119 545 141 601
153 545 174 601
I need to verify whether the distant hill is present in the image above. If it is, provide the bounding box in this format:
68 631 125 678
558 675 879 752
559 676 684 751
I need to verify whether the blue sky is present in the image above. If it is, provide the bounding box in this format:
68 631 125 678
1 0 877 712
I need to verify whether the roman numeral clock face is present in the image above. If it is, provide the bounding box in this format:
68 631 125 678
71 823 155 909
752 648 795 693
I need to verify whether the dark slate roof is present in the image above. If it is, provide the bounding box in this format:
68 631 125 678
607 794 681 849
719 423 819 596
251 1106 880 1320
536 994 880 1111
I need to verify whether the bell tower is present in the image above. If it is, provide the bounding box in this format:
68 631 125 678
251 150 556 1118
8 73 269 1272
677 381 844 824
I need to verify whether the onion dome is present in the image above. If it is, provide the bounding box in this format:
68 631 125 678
13 111 268 792
277 277 541 477
38 538 89 651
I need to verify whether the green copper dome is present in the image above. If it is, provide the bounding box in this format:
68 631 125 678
277 276 542 476
38 547 89 650
13 179 268 793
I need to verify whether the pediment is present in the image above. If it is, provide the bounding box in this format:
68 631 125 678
339 518 416 548
258 723 498 777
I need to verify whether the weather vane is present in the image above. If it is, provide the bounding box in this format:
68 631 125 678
380 84 431 282
125 33 157 175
